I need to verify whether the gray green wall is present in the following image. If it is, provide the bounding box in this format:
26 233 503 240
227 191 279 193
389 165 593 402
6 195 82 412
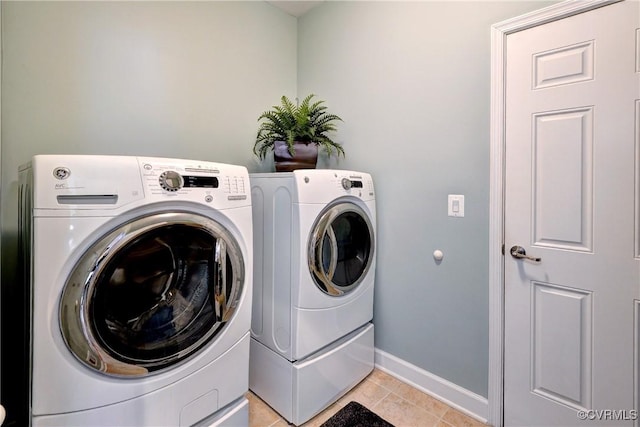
297 1 555 397
0 0 296 320
0 0 555 407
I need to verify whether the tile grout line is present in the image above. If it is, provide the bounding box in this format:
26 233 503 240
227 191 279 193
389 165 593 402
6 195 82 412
369 387 392 411
435 408 448 427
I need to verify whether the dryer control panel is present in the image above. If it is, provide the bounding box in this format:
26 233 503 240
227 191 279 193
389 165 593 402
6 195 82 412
293 169 375 204
341 177 364 190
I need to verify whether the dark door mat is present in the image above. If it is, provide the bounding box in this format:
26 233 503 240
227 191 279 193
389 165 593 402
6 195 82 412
320 401 395 427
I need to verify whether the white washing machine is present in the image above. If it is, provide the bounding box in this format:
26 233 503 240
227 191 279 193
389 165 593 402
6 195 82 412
249 169 376 426
18 155 252 426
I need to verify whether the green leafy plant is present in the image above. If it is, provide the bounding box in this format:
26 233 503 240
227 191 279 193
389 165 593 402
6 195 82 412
254 94 345 160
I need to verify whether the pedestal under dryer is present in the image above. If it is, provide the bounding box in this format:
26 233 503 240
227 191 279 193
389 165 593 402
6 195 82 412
249 169 376 425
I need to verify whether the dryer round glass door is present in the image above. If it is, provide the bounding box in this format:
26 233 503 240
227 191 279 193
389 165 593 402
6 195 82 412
59 212 245 377
308 202 375 296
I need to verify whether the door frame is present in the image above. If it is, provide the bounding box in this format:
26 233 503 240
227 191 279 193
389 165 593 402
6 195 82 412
488 1 622 425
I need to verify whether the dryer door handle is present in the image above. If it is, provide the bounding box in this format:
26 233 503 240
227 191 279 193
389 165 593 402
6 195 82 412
309 215 341 296
322 225 339 280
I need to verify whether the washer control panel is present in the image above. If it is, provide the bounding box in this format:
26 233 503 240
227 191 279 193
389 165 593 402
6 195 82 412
138 157 249 206
157 170 221 192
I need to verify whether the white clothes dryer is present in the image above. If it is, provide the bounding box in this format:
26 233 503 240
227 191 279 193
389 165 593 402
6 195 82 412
249 169 376 425
17 155 252 427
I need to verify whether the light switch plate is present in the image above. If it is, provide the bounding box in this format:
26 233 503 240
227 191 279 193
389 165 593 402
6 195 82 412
448 194 464 217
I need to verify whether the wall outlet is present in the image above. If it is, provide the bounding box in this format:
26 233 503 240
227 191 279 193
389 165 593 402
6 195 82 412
448 194 464 217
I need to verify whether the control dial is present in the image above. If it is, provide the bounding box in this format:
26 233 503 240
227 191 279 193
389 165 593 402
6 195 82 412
159 171 183 192
341 178 352 190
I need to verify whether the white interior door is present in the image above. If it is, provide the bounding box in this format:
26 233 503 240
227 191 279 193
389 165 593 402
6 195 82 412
504 1 640 425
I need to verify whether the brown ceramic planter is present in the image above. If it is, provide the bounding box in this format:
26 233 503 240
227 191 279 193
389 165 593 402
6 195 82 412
273 140 318 172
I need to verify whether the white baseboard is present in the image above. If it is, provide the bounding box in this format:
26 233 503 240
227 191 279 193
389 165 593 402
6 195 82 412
374 348 489 424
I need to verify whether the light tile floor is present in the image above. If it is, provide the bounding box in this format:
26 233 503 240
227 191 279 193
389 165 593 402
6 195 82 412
248 368 490 427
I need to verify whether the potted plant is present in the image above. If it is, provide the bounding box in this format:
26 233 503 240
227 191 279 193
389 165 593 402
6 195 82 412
253 94 345 172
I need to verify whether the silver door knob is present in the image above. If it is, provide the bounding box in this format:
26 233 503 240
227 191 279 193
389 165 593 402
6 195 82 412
510 245 541 262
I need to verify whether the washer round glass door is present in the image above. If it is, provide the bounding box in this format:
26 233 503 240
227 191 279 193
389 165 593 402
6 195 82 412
59 212 245 377
308 202 375 296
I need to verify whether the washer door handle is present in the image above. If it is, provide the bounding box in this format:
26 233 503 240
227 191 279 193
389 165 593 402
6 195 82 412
213 239 228 321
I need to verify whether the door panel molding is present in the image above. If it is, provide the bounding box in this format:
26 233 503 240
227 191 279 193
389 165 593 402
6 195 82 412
532 40 595 90
532 106 594 252
634 299 640 427
636 29 640 72
531 282 593 410
489 1 622 425
636 100 640 259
